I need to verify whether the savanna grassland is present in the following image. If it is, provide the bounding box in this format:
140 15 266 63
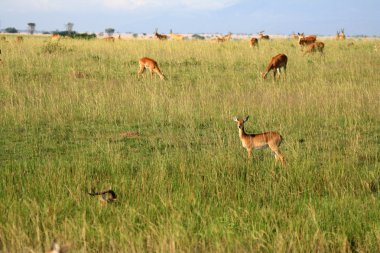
0 35 379 252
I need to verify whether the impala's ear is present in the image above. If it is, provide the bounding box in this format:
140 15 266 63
244 116 249 122
233 116 238 122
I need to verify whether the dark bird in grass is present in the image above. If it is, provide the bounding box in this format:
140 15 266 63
88 188 117 204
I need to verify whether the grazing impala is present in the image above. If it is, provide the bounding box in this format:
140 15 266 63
220 33 232 42
154 29 168 40
303 41 325 55
138 57 165 80
103 36 115 42
233 116 285 165
249 37 258 47
261 54 287 80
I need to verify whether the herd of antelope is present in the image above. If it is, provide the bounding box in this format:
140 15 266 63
0 28 356 168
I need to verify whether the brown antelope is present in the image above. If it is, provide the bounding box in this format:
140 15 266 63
335 31 340 40
303 41 325 55
88 188 117 204
249 37 258 47
339 28 346 40
103 36 115 42
292 32 299 40
170 32 184 40
138 57 165 80
233 116 285 165
51 34 61 41
261 54 287 80
154 29 168 40
258 31 270 40
298 33 317 46
16 36 23 42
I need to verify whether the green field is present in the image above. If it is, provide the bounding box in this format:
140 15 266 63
0 35 379 252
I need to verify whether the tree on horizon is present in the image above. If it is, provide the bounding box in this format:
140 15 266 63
27 23 36 35
65 22 74 34
105 28 115 37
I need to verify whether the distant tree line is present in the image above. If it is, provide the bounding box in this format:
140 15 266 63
52 31 97 40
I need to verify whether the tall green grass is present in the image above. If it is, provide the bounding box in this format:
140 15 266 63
0 35 379 252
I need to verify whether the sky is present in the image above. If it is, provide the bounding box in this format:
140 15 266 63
1 0 379 35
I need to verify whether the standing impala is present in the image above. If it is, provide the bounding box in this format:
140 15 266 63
249 37 258 47
233 116 285 165
138 57 165 80
298 33 317 46
154 29 168 40
261 54 287 80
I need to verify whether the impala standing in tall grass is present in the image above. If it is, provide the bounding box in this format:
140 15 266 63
261 54 288 80
138 57 166 80
51 34 61 41
258 31 270 40
249 37 258 48
233 116 285 165
298 33 317 46
170 32 185 40
154 29 168 40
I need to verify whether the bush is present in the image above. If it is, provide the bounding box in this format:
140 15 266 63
192 34 205 40
4 27 18 33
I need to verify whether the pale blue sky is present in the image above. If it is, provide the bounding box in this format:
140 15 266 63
1 0 379 35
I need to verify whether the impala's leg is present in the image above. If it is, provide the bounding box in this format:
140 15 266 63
277 68 281 79
283 66 287 78
246 148 252 160
154 68 165 80
138 65 145 79
273 69 277 80
149 68 154 79
269 144 285 166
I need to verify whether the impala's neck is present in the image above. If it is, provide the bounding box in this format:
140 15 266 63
239 126 247 138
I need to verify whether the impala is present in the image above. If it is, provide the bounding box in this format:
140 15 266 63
233 116 285 165
51 34 61 41
16 36 23 42
249 37 258 47
170 32 184 40
259 31 270 40
154 29 168 40
103 36 115 42
303 41 325 55
138 57 166 80
261 54 287 80
298 33 317 46
338 28 346 40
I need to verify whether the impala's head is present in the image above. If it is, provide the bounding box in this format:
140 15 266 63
233 116 249 129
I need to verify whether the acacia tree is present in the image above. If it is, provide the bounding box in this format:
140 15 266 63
27 23 36 34
65 22 74 34
105 28 115 37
